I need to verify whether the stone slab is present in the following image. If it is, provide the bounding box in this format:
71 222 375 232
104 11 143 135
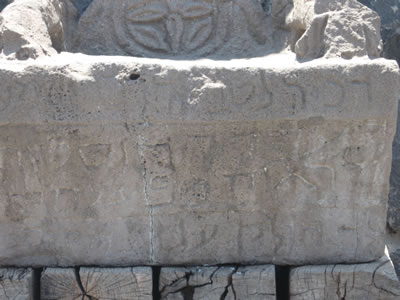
290 251 400 299
0 55 398 266
159 265 275 299
0 268 32 300
41 267 152 299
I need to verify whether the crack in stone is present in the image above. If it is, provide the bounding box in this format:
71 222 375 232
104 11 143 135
74 267 97 300
342 278 347 300
0 280 10 300
138 132 154 263
160 267 221 299
220 266 238 300
335 270 342 299
124 121 154 263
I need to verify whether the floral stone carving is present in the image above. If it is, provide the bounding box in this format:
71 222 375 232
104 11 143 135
75 0 274 58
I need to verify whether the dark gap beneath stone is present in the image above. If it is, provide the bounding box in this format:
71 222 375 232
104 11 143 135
152 266 161 300
32 267 42 300
275 265 291 300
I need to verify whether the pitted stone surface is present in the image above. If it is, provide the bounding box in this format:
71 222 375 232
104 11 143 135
0 54 397 266
290 252 400 299
41 267 153 299
0 269 32 300
159 265 275 299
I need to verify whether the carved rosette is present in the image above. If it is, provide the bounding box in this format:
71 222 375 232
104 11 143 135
113 0 228 57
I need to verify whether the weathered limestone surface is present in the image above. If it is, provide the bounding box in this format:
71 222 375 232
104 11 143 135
0 0 399 267
0 0 69 60
41 267 152 299
0 54 397 266
21 0 400 234
159 265 275 299
290 252 400 299
286 0 382 59
0 268 32 300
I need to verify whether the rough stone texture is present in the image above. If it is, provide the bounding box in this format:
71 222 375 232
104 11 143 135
0 54 397 266
0 268 32 300
159 265 275 299
286 0 382 60
0 0 68 59
359 0 400 63
290 252 400 299
41 267 152 299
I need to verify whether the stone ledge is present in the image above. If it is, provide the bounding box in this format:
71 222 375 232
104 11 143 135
0 54 398 123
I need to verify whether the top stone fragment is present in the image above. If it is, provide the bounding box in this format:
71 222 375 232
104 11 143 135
0 0 384 59
286 0 383 59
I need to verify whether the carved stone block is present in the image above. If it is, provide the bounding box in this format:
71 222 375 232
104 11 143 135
0 55 397 266
41 267 153 299
0 0 399 267
290 252 400 299
0 269 32 300
159 265 275 300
